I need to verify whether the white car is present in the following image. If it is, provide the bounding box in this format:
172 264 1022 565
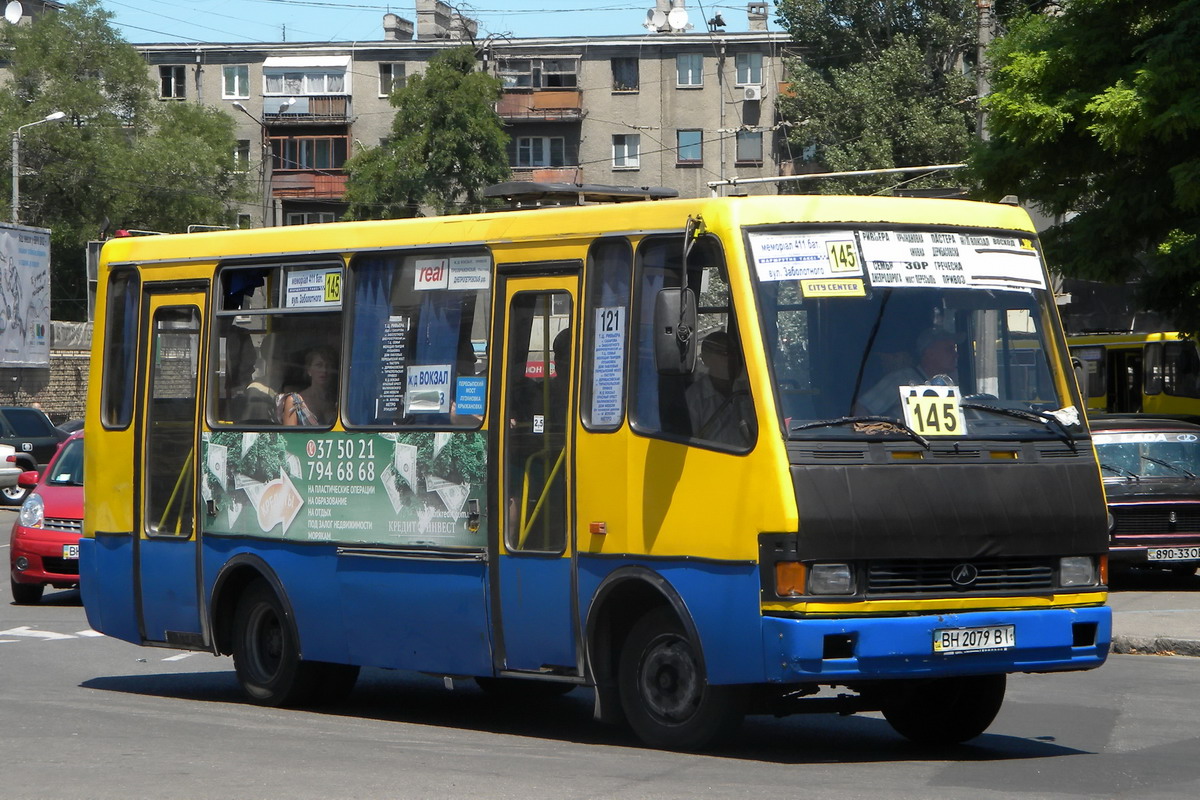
0 443 21 490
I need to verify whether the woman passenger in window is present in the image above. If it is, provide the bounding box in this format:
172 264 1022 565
279 345 338 426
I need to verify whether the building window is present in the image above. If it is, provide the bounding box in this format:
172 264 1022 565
515 136 566 168
676 53 702 87
160 65 186 99
612 134 640 169
611 57 639 92
264 70 346 95
284 212 337 225
677 130 702 164
735 130 764 164
236 214 252 229
379 63 405 96
270 136 349 171
223 65 250 99
735 52 763 86
499 58 578 90
234 140 251 172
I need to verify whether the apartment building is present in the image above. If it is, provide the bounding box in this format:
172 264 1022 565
134 0 790 226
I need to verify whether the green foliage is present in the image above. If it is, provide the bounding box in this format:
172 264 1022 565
0 0 249 319
972 0 1200 333
342 47 510 219
775 0 977 194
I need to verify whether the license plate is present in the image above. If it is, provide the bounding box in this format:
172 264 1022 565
933 624 1015 654
1147 547 1200 561
62 544 79 559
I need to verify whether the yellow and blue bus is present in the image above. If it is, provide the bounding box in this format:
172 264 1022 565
80 193 1110 750
1069 331 1200 419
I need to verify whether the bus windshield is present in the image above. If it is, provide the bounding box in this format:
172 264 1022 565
749 226 1079 441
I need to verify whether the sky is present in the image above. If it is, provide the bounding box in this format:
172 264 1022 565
95 1 776 45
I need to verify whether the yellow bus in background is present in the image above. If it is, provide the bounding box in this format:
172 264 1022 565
1069 331 1200 419
80 191 1110 750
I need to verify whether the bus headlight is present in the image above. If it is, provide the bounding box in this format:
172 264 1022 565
1059 556 1098 588
808 563 856 595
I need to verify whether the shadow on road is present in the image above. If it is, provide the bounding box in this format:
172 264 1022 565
80 667 1091 764
1110 565 1200 592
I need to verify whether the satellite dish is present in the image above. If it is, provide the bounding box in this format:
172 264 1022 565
3 2 23 25
649 9 667 30
667 7 689 32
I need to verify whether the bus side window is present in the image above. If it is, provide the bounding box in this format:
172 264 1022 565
210 263 343 428
632 236 755 450
582 238 632 430
345 250 491 427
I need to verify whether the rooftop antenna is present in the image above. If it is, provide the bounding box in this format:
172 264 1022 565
666 0 692 33
643 8 667 32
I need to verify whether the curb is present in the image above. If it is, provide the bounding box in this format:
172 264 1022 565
1111 634 1200 658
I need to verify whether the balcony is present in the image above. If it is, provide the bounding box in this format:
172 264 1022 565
271 172 348 200
509 167 584 184
497 90 584 122
263 95 352 124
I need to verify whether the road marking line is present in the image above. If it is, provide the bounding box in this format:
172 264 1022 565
163 653 196 662
0 626 76 640
76 629 104 637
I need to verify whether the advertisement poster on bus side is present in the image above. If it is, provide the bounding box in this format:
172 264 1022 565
200 430 488 548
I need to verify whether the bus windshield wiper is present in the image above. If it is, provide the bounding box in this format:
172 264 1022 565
1140 455 1197 479
791 415 930 449
1100 462 1140 482
960 402 1077 446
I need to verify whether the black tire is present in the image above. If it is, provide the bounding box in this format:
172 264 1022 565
879 674 1007 745
475 676 575 699
11 578 44 605
1 484 29 507
231 581 321 707
617 607 744 751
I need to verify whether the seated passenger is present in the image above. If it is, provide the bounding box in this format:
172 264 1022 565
279 345 338 426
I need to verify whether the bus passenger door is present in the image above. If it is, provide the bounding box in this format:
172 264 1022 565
134 288 207 648
495 277 580 675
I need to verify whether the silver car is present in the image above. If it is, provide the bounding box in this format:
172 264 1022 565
0 443 22 490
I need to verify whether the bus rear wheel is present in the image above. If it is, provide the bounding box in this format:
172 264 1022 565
232 581 321 707
878 674 1006 745
618 607 744 751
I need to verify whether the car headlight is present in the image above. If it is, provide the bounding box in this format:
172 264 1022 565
1060 556 1099 588
18 493 44 529
808 563 856 595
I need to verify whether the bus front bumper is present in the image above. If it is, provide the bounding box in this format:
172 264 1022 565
761 605 1111 683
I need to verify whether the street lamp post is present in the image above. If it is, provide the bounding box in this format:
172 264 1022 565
11 111 66 225
232 99 295 228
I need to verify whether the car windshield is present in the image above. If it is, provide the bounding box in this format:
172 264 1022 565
47 438 83 486
749 225 1082 442
1094 431 1200 480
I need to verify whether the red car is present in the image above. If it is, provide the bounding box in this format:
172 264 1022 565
9 431 84 604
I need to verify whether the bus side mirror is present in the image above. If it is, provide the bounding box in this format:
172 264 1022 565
1072 357 1086 398
654 287 697 375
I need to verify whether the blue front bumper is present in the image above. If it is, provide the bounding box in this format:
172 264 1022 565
762 605 1111 683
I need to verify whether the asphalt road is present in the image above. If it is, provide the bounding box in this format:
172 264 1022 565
4 508 1200 799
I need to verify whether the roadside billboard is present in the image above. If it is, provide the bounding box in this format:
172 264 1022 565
0 223 51 367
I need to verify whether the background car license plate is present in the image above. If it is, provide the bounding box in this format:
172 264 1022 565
1147 546 1200 561
62 544 79 559
933 624 1015 654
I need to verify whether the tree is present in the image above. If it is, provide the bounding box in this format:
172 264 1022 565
972 1 1200 334
0 0 249 319
775 0 978 194
342 46 509 220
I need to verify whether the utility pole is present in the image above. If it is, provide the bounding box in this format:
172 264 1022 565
976 0 994 141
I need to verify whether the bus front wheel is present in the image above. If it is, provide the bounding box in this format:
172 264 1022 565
878 674 1007 745
618 607 744 751
232 581 321 707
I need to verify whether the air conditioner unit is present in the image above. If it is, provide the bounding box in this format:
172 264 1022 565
743 84 762 102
